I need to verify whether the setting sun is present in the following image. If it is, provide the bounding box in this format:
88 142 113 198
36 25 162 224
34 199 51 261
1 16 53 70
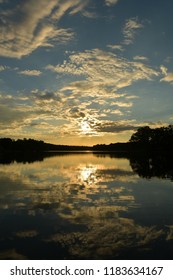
80 121 92 134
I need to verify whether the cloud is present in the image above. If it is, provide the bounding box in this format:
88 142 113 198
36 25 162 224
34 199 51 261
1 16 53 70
105 0 119 6
133 56 149 61
0 0 87 58
164 57 173 64
93 120 168 134
0 90 84 141
51 0 89 19
19 70 42 76
47 49 158 90
102 108 123 116
81 10 98 19
0 65 8 71
69 0 89 15
160 65 168 76
160 73 173 83
46 62 84 76
107 44 124 51
0 104 29 126
125 95 139 100
93 120 139 133
110 101 133 107
123 17 143 45
160 65 173 83
0 46 160 143
0 47 160 141
0 88 166 143
68 107 86 119
44 48 159 137
32 89 64 104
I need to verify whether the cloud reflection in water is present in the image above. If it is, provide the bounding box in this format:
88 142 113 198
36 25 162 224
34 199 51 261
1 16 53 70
0 153 173 259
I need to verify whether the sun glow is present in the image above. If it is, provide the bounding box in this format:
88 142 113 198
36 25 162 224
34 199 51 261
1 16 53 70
80 121 92 134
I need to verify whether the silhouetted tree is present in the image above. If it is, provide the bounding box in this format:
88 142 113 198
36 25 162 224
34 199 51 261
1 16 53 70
129 125 173 151
129 126 152 144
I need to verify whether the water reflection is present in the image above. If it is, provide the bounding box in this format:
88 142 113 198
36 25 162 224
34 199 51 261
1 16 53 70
0 153 173 259
129 154 173 180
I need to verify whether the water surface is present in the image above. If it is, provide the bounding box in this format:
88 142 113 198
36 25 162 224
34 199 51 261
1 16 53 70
0 152 173 259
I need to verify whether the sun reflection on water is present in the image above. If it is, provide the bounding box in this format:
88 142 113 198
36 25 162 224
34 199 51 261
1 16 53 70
78 164 98 186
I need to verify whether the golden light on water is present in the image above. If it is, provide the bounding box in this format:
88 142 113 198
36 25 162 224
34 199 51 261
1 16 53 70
78 164 98 186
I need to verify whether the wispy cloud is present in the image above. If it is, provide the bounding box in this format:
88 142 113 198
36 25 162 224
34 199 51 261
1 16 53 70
105 0 119 7
164 57 173 64
81 10 98 19
107 44 124 51
110 101 133 108
19 70 42 76
46 62 84 76
0 0 87 58
160 73 173 83
0 65 8 71
160 65 173 83
133 56 149 61
47 49 158 90
123 17 143 45
160 65 168 76
125 95 139 100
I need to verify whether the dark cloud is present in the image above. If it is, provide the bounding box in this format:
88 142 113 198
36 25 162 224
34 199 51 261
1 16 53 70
94 121 138 133
32 90 62 102
68 107 85 118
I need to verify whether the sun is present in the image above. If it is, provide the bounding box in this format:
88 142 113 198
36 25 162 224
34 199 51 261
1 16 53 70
80 121 91 134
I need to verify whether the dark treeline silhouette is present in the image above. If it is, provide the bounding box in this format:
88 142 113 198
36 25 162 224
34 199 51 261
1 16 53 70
93 125 173 153
0 137 91 154
93 142 133 152
0 138 45 152
129 125 173 150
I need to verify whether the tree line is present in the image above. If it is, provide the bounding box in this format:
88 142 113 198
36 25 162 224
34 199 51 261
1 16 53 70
0 138 45 152
129 125 173 150
1 125 173 153
94 125 173 152
0 137 91 153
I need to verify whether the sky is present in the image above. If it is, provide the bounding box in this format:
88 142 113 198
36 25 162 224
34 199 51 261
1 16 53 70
0 0 173 146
